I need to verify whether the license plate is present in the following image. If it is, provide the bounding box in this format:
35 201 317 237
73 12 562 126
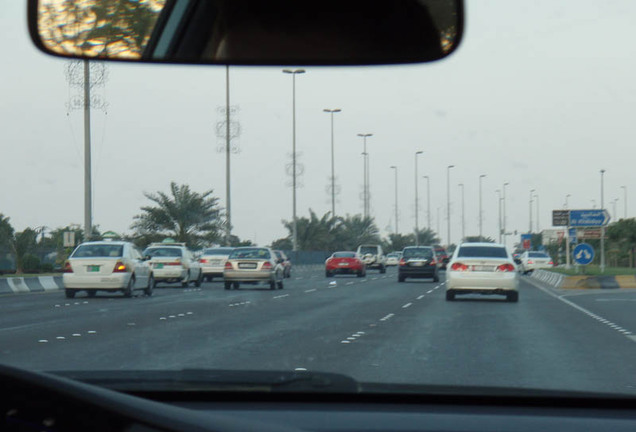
411 262 425 267
473 265 494 271
239 263 257 269
87 265 100 272
210 260 221 265
154 263 164 269
339 262 349 266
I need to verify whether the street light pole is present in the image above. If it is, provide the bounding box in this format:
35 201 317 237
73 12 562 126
323 108 341 217
414 151 423 244
535 192 540 232
600 169 606 272
496 189 502 243
282 68 306 251
503 182 509 246
424 176 431 233
479 175 486 239
565 194 571 209
459 183 465 243
529 189 535 233
357 133 372 218
447 165 455 247
621 186 627 219
391 166 398 234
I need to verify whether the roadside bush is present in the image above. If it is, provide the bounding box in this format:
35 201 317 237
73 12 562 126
22 254 41 273
41 263 54 273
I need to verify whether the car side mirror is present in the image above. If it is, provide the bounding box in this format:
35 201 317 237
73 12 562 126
143 256 151 261
514 258 522 265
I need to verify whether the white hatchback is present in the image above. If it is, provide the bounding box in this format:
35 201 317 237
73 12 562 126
446 243 519 302
63 241 153 298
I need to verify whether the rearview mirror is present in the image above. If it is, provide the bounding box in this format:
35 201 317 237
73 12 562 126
28 0 463 65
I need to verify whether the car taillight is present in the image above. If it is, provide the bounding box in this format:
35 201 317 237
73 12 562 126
224 262 233 270
450 262 468 271
262 262 272 270
430 259 437 266
527 260 534 265
166 261 182 266
63 261 73 273
549 261 554 266
496 263 516 272
199 258 208 263
113 261 127 273
399 258 406 266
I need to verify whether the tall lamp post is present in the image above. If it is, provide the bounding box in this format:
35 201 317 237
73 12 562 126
446 165 455 247
565 194 571 209
423 175 431 233
534 191 540 232
323 108 341 217
529 189 535 233
502 182 509 246
282 68 305 251
621 185 627 219
600 169 606 272
496 189 502 243
458 183 465 243
414 151 423 244
479 175 486 239
357 133 373 218
391 166 398 234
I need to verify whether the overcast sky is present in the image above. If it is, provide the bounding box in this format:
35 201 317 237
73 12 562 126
1 0 636 247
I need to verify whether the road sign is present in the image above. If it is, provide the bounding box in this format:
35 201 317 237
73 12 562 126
578 228 602 239
569 209 610 227
552 210 569 226
521 233 532 250
569 228 577 244
63 231 75 248
573 243 595 265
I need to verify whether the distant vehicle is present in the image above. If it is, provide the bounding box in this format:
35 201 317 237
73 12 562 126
398 246 439 283
519 251 554 274
199 247 234 281
63 241 153 298
386 252 402 266
224 247 284 290
433 245 449 269
274 250 292 278
356 244 386 273
325 252 366 277
446 243 519 302
143 242 203 288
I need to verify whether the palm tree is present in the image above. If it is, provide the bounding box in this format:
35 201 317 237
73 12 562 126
337 214 381 250
10 229 38 274
283 210 339 251
131 182 224 248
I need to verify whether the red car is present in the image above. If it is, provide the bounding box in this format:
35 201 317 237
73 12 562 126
325 252 366 278
433 245 449 269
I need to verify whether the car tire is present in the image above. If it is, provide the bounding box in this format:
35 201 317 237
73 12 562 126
446 290 455 301
123 276 134 298
325 270 332 277
380 265 386 274
357 271 364 278
206 276 213 282
195 271 203 287
224 281 231 290
232 282 240 290
144 274 154 297
65 289 76 299
277 279 284 289
433 274 440 283
270 280 276 290
87 290 96 298
507 291 519 303
398 275 405 283
181 271 190 288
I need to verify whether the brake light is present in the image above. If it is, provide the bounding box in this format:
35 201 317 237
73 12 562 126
224 262 233 270
430 259 437 266
399 258 406 266
548 261 554 266
450 262 468 271
527 260 534 265
63 261 73 273
496 263 515 272
166 261 182 266
262 262 272 270
199 258 208 263
113 261 127 273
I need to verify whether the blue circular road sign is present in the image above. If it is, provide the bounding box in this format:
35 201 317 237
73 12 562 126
573 243 595 265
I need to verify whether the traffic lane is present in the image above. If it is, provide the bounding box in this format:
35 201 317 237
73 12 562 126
331 277 636 395
0 267 439 371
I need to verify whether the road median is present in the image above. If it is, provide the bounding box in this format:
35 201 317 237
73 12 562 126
531 270 636 289
0 276 63 295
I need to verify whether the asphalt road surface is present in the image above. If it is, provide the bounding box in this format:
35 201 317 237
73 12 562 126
2 266 636 395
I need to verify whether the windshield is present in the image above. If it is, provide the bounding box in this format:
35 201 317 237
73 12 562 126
529 252 549 258
4 0 636 400
402 248 433 259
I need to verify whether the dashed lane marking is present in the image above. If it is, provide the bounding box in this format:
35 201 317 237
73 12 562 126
273 294 289 299
380 313 394 322
402 303 412 309
304 289 317 293
417 295 425 300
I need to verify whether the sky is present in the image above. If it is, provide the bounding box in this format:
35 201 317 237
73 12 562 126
1 0 636 247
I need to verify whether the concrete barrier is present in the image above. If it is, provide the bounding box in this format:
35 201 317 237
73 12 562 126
531 270 636 289
0 276 63 295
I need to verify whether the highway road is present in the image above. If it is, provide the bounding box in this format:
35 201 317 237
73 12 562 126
2 266 636 395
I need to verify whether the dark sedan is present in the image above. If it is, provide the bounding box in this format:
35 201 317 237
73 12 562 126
398 246 439 283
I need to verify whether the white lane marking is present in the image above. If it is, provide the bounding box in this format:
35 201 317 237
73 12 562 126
596 298 636 302
380 313 394 321
528 278 636 343
347 337 356 340
295 277 303 280
371 277 378 280
72 334 81 337
178 313 185 317
273 294 289 299
417 295 425 300
55 305 61 308
294 368 308 371
305 289 317 293
38 340 48 343
427 289 434 293
346 282 354 286
87 331 97 334
160 317 167 320
127 323 136 326
341 340 351 344
56 336 65 340
169 315 176 318
402 303 412 309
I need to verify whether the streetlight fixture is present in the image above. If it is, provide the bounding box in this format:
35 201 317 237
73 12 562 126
479 175 486 239
600 169 606 272
564 194 571 209
357 133 373 218
529 189 535 233
323 108 341 217
414 151 423 244
621 185 627 219
423 175 431 232
282 68 305 251
458 183 465 243
446 165 455 247
390 165 398 234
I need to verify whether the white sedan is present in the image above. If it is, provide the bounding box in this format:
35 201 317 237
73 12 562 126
446 243 519 302
62 241 153 298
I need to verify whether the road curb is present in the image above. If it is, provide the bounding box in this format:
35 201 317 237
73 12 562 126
0 276 63 295
531 270 636 289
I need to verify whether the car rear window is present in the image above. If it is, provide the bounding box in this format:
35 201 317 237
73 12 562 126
203 248 233 255
334 252 356 258
359 246 378 255
143 247 183 258
529 252 549 258
457 246 508 258
230 248 271 259
73 244 123 258
402 248 433 259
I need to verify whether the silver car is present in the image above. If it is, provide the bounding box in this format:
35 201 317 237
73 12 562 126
199 247 234 281
223 247 284 290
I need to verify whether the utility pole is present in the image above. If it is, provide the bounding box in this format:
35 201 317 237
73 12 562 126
621 185 627 219
529 189 535 233
600 169 606 273
496 189 502 243
225 65 231 244
324 109 341 217
358 134 372 218
446 165 455 247
479 175 486 239
390 166 398 234
458 183 465 243
503 182 509 247
423 175 431 232
414 151 423 244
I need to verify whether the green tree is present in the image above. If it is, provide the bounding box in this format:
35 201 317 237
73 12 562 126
414 228 440 245
0 214 14 247
383 233 416 252
337 214 381 250
270 237 293 250
607 218 636 267
11 229 38 274
131 182 225 248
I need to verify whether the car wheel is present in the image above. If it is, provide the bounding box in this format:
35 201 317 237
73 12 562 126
181 271 190 288
357 271 364 278
123 276 134 298
65 289 76 299
507 291 519 303
398 275 405 283
232 282 240 290
380 265 386 274
433 274 440 283
206 276 213 282
445 290 455 301
325 270 332 277
144 274 154 297
224 281 231 290
195 271 203 287
277 279 284 289
87 290 96 298
270 280 276 290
